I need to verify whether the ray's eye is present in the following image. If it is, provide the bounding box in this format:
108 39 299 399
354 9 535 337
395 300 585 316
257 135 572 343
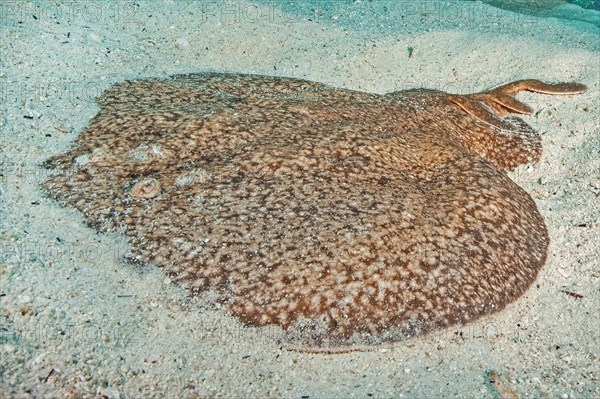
130 178 161 200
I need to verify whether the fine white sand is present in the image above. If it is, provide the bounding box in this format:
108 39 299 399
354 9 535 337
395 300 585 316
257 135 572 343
1 1 598 398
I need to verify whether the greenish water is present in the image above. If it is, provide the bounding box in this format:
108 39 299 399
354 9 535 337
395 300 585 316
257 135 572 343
254 0 599 30
479 0 599 13
473 0 599 25
568 0 599 10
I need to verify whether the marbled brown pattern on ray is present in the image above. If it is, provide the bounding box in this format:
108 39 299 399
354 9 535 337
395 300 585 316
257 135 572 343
42 73 586 351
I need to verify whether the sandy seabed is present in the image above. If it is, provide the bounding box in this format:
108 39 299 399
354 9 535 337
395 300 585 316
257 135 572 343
1 1 598 398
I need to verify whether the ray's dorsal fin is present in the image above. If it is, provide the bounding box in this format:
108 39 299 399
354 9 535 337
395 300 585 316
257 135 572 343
446 80 587 171
450 80 587 125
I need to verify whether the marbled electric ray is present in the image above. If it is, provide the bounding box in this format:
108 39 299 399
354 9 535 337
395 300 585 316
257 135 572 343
43 73 586 351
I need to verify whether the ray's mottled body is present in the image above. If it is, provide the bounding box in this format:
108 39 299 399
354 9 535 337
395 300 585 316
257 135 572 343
43 73 586 350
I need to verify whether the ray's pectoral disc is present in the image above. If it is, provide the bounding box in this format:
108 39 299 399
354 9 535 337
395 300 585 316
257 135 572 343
42 73 586 351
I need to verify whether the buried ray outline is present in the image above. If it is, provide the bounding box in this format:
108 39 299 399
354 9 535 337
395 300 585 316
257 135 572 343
42 73 586 351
